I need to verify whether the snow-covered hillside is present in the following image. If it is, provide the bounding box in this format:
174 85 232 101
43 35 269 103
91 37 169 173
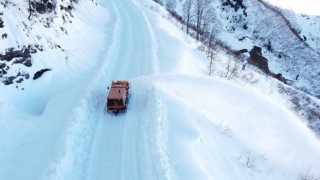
169 0 320 98
0 0 320 179
0 0 106 95
161 0 320 146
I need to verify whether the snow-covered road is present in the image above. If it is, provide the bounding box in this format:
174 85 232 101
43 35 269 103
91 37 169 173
46 0 164 179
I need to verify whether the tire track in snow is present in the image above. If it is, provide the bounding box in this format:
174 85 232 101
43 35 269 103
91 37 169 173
154 90 177 180
85 0 162 179
92 0 176 178
45 1 123 179
133 1 176 179
46 0 176 178
133 0 160 74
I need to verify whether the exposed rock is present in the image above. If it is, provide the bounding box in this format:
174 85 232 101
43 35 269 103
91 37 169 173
33 68 51 80
1 69 7 75
0 45 37 85
23 59 32 67
0 17 3 28
1 33 7 39
3 76 16 85
60 5 73 12
222 0 246 13
1 48 29 62
24 73 30 79
235 49 248 56
0 63 5 69
274 73 287 84
12 58 32 67
0 0 11 8
0 45 37 62
16 78 23 83
30 0 54 14
0 63 6 76
248 46 269 74
35 44 44 51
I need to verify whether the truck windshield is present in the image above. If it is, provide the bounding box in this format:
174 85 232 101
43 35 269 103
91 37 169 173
107 99 124 106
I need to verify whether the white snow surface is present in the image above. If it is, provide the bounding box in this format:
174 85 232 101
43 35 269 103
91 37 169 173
0 0 320 179
265 0 320 15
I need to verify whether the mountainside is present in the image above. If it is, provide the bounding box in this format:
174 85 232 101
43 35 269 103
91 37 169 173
214 0 320 136
168 0 320 98
158 0 320 139
223 0 320 97
1 0 320 179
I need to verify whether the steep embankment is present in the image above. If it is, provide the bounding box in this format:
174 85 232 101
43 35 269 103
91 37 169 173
218 0 320 97
0 0 109 179
169 0 320 140
173 0 320 97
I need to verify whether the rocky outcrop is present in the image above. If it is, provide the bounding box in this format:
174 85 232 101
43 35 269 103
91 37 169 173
0 45 38 63
0 45 44 86
29 0 55 15
2 71 30 85
33 68 51 80
248 46 269 74
0 17 3 28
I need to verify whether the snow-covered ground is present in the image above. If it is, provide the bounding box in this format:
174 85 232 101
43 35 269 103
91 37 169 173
0 0 320 179
265 0 320 15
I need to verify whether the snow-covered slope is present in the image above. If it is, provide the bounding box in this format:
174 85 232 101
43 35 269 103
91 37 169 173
172 0 320 98
164 0 320 146
0 0 108 114
265 0 320 16
222 0 320 97
0 0 320 179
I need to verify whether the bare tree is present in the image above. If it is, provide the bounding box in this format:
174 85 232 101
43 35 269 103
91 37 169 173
298 168 320 180
165 0 176 12
207 48 217 76
153 0 164 6
193 0 211 40
182 0 193 35
200 7 216 41
224 60 240 80
208 26 215 49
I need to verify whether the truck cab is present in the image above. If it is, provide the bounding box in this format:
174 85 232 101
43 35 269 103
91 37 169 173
106 81 130 114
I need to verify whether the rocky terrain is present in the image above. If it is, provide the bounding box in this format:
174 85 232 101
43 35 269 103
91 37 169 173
0 0 85 89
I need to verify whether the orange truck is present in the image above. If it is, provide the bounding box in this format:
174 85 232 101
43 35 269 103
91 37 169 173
106 81 130 114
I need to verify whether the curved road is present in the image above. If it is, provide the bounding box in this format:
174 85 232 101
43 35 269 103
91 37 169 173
47 0 170 179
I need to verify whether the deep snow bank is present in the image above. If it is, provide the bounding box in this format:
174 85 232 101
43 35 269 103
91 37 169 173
132 74 320 179
0 1 110 179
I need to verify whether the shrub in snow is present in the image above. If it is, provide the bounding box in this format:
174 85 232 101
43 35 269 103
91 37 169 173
238 151 272 175
298 169 320 180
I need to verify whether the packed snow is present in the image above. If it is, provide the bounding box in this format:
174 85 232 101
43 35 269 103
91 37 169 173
0 0 320 179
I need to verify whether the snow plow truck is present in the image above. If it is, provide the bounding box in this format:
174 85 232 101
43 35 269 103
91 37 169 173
106 81 130 114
